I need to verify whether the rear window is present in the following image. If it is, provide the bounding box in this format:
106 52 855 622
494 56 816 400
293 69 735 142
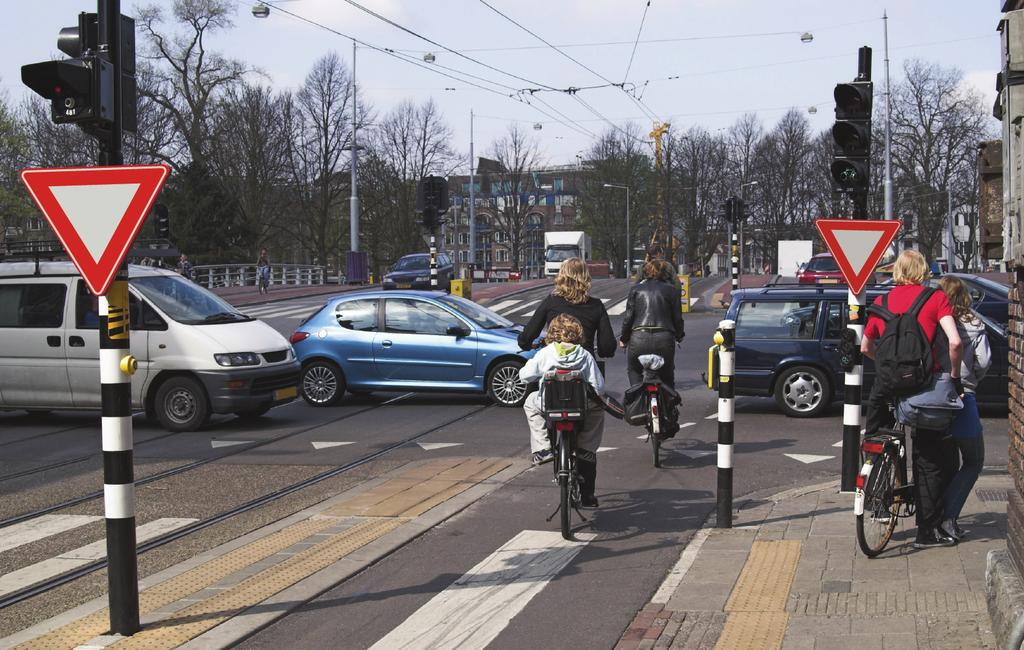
806 257 838 272
0 283 66 328
737 300 820 339
334 299 377 331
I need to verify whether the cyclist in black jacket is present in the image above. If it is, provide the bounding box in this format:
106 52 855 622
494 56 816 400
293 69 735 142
620 259 684 387
518 258 616 360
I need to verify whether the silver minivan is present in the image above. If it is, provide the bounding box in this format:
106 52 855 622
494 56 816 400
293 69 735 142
0 261 300 431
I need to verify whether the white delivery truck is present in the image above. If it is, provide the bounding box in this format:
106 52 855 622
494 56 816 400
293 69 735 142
544 231 590 277
777 240 813 278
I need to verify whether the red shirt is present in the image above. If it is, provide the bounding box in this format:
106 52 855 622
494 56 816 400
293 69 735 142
864 284 953 343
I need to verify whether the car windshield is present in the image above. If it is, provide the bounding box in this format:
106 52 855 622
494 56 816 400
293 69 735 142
545 246 579 263
437 295 514 329
967 276 1009 297
131 275 251 325
807 257 838 272
394 257 428 271
974 309 1006 338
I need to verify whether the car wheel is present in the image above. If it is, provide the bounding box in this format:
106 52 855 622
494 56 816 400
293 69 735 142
301 360 345 407
487 359 528 407
234 405 272 420
774 365 830 418
155 376 211 432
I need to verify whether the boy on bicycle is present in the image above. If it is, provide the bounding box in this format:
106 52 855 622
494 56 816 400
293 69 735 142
257 248 271 292
519 314 605 508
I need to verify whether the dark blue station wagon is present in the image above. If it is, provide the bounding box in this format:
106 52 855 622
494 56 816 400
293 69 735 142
726 286 1008 418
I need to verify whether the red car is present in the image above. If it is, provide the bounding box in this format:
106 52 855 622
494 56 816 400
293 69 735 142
797 253 844 284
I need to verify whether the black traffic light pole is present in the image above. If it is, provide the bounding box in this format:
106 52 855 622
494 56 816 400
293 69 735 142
98 0 141 635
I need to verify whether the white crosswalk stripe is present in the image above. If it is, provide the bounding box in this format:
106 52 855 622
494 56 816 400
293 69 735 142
488 299 522 313
0 518 197 597
607 299 628 316
0 515 102 555
253 305 321 320
502 299 540 315
369 530 594 650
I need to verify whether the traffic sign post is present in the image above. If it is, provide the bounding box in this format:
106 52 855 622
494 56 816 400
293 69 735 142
814 219 902 491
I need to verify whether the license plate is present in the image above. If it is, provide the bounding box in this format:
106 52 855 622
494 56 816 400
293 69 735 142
274 386 298 401
819 279 838 284
396 283 412 289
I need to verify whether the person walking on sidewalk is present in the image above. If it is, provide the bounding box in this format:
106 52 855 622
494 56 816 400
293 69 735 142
861 249 963 549
257 248 271 293
619 258 685 388
518 257 616 362
938 276 991 541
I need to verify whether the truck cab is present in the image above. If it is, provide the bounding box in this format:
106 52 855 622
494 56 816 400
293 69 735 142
544 231 590 277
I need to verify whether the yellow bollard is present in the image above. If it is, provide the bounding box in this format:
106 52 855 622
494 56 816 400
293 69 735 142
450 278 472 299
679 274 691 313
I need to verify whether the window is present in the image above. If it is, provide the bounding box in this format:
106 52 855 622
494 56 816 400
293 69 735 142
459 250 468 263
824 302 846 339
553 178 563 192
0 283 66 328
334 299 377 331
497 249 510 263
459 232 468 245
385 299 462 335
736 300 819 339
554 208 563 225
806 256 839 272
28 218 43 231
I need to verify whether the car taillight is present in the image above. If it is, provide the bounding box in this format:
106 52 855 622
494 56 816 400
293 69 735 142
289 331 310 344
862 441 884 455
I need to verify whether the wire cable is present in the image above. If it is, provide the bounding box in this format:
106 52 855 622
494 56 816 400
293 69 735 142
624 1 651 82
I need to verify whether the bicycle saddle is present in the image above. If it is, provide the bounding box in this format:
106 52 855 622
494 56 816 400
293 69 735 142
638 354 665 370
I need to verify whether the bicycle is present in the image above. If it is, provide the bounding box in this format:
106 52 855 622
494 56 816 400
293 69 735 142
541 368 589 540
854 424 916 557
624 354 679 468
257 266 270 295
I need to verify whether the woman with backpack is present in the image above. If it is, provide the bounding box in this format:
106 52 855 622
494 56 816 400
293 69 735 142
938 276 991 541
861 249 963 549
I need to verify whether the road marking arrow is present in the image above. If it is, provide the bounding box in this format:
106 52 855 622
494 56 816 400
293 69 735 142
311 441 355 450
596 447 617 453
417 442 463 451
784 453 835 464
211 440 253 448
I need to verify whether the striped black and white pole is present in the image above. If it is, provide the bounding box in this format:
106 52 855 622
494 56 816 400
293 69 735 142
841 289 866 492
730 227 739 295
429 233 438 290
101 265 140 634
716 319 736 528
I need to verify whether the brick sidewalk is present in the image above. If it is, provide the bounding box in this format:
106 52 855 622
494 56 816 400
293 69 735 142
617 473 1009 649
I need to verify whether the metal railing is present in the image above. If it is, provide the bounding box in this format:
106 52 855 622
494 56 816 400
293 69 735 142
191 264 328 289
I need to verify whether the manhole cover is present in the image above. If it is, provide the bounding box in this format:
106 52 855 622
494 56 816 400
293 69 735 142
976 488 1008 502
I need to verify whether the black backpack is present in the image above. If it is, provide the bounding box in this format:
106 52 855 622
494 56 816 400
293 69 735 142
867 287 937 396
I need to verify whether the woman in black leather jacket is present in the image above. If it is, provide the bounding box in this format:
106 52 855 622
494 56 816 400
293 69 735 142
619 259 685 387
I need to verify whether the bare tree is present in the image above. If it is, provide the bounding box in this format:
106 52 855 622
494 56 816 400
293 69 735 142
889 59 993 263
0 94 33 248
489 124 543 272
672 127 731 273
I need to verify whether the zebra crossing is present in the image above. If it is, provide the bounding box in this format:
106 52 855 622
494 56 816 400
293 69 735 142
240 300 327 321
487 295 698 319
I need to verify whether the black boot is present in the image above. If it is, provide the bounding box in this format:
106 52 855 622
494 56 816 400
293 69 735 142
578 458 599 509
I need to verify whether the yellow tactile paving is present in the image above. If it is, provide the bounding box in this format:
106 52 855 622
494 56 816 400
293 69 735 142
715 540 802 650
110 518 404 649
15 519 337 650
329 458 464 513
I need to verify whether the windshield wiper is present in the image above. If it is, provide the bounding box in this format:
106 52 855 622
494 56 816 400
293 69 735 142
202 311 247 323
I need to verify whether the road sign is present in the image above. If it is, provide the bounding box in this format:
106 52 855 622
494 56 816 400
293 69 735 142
20 165 170 295
814 219 901 295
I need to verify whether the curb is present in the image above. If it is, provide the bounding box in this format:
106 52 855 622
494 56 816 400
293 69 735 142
986 548 1024 649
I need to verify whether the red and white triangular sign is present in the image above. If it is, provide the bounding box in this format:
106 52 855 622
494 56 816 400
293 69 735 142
814 219 902 295
20 165 170 296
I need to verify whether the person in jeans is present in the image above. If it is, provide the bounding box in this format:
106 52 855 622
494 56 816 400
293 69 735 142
619 259 685 388
938 276 991 541
519 314 605 508
861 249 963 549
257 248 271 290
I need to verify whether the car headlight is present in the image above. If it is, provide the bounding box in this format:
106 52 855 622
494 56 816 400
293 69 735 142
214 352 261 367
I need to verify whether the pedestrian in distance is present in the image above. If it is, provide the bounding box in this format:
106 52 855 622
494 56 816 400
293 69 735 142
518 257 616 363
861 249 963 549
257 248 271 294
519 313 605 508
619 258 685 389
938 276 991 541
176 254 194 281
634 243 681 292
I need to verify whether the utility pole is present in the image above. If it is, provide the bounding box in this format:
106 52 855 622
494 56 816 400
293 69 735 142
349 40 359 255
883 11 893 224
468 109 477 273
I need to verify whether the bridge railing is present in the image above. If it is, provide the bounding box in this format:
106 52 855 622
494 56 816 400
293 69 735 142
191 264 329 289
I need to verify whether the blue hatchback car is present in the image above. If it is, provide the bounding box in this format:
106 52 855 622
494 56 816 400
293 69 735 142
726 286 1008 418
290 290 534 407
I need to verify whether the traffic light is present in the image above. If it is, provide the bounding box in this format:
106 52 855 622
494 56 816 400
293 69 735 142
153 203 169 239
734 197 747 222
21 11 136 132
416 176 449 231
831 47 873 208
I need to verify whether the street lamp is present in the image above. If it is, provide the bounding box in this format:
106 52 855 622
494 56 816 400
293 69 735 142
604 183 630 278
739 181 758 273
251 2 270 18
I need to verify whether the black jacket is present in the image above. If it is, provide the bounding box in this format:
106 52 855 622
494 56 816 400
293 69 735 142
619 279 685 345
517 294 616 358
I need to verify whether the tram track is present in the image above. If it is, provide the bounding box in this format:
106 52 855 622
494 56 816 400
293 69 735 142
0 402 491 610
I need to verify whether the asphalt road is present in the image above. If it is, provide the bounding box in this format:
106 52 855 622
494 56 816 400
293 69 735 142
0 276 1008 646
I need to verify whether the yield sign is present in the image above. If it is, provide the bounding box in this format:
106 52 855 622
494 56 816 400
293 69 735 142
814 219 902 294
20 165 171 296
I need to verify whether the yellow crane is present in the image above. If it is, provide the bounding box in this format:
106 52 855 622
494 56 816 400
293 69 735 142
648 122 671 253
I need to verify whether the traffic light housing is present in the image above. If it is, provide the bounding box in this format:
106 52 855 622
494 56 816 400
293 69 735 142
21 11 136 133
830 81 873 195
153 203 169 239
416 176 449 231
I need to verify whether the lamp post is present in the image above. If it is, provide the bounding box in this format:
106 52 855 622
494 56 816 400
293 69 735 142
604 183 630 278
468 109 476 273
739 181 758 273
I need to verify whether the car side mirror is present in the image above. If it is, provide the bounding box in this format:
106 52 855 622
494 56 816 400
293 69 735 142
447 325 470 338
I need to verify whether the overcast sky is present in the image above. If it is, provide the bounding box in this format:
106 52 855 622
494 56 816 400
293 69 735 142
3 0 1001 171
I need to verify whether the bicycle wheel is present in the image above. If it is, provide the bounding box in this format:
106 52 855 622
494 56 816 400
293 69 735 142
559 433 572 540
856 449 900 557
649 395 661 468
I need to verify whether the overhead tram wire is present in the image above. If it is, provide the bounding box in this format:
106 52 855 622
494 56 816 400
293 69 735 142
476 0 660 135
623 1 651 82
258 1 599 140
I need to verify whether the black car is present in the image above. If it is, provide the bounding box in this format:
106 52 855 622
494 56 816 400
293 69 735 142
383 253 454 290
726 285 1008 418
